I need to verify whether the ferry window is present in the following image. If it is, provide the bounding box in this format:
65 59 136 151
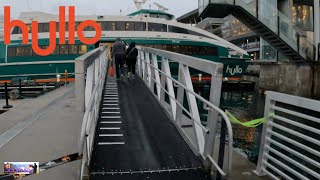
103 22 116 31
24 46 33 56
116 22 125 31
208 47 219 56
158 14 170 20
168 26 188 34
199 46 208 55
42 23 49 32
134 22 146 31
37 23 44 32
52 45 60 55
54 22 60 32
185 46 195 55
148 23 167 32
125 22 134 31
164 45 174 52
69 45 78 54
60 45 69 54
12 27 21 34
16 47 25 56
172 45 180 53
8 47 16 56
79 45 87 54
180 46 187 54
153 44 163 50
84 24 95 31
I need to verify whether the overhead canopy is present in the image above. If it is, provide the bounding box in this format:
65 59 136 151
176 9 201 24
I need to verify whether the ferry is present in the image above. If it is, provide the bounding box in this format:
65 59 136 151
0 8 250 83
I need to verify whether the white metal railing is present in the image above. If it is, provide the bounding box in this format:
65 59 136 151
136 46 234 176
75 46 108 180
254 91 320 180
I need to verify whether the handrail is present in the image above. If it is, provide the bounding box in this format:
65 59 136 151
76 46 109 180
137 46 233 176
254 91 320 179
234 0 315 61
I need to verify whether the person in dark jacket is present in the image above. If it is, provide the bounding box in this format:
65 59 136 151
112 38 127 80
126 42 139 77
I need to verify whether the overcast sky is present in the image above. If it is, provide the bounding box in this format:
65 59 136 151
0 0 197 19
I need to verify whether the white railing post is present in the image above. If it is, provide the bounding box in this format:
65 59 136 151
178 64 205 154
75 60 86 113
145 51 152 87
203 63 224 172
151 53 161 100
175 64 185 126
160 58 177 120
254 93 275 176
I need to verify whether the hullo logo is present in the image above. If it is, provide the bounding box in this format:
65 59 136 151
3 6 102 56
226 65 243 76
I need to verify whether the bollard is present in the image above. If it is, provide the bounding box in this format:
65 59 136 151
19 79 22 97
56 74 61 87
3 82 13 109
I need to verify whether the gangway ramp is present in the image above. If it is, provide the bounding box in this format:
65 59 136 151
76 46 234 180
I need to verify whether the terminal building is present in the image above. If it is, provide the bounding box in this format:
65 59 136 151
178 0 320 98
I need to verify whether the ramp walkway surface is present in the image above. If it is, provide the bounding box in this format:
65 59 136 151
90 76 210 180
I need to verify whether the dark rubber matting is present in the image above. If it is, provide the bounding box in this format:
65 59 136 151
90 77 209 179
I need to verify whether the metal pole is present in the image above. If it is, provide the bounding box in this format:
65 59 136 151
3 82 13 109
314 0 320 61
216 120 226 180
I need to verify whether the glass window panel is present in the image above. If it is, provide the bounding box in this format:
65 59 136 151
207 47 219 56
69 45 78 54
24 46 32 56
78 45 87 54
116 22 125 30
172 45 180 53
199 46 208 55
52 45 60 55
84 24 95 31
125 22 134 31
168 26 189 34
60 45 69 54
148 23 167 32
12 27 21 34
180 46 187 54
134 22 146 31
16 47 25 56
104 22 117 31
153 44 163 50
37 23 44 33
42 23 49 32
8 47 16 56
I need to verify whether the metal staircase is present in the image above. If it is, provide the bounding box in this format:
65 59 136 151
199 0 315 62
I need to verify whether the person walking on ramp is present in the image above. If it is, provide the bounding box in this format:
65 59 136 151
112 38 126 80
126 42 138 78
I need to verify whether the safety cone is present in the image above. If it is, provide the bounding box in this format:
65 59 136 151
110 66 114 77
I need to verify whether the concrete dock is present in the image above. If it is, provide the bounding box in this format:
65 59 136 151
0 83 81 180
